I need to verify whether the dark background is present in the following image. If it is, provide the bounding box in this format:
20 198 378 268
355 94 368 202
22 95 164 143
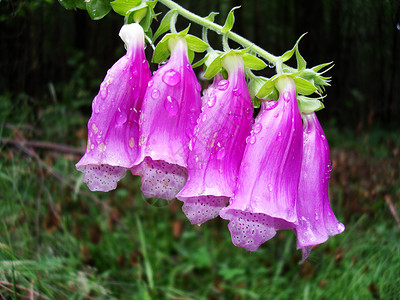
1 0 400 128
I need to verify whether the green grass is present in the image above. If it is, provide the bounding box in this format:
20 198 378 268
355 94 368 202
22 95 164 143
1 94 400 299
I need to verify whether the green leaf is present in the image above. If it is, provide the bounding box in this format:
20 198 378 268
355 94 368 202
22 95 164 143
152 37 170 63
293 77 317 95
256 75 279 99
139 7 152 31
221 6 240 34
153 9 177 41
205 12 219 22
185 35 209 52
58 0 86 10
111 0 141 16
248 77 267 107
204 56 222 79
242 53 267 70
280 33 307 62
312 61 334 73
178 25 191 36
86 0 112 20
295 47 306 71
297 96 324 113
188 49 195 64
192 54 209 68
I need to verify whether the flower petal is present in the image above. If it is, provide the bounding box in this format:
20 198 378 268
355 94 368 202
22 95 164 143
76 23 151 192
220 76 303 250
177 55 253 224
132 37 202 199
295 112 345 254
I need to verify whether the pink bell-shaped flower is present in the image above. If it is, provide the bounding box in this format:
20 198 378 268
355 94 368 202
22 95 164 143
220 76 303 251
177 55 253 225
76 23 151 192
131 37 202 200
296 112 345 261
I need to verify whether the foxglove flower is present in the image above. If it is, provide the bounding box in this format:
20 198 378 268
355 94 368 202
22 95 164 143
295 112 345 261
177 55 253 225
76 23 151 192
131 37 202 200
220 76 303 251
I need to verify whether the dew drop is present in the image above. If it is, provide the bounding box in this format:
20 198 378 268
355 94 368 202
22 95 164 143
217 80 229 91
162 69 181 86
233 87 241 96
277 131 282 141
321 134 326 140
337 223 345 232
253 123 262 134
207 95 216 107
92 123 99 134
217 147 226 159
129 137 135 148
139 135 147 146
99 142 106 152
186 63 192 70
274 112 279 118
151 89 160 99
283 91 290 102
264 100 278 110
249 136 256 144
164 96 179 116
116 111 127 126
268 184 273 192
196 81 202 92
148 80 154 87
100 84 108 99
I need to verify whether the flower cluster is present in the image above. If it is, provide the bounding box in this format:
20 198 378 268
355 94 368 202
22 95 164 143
77 24 344 261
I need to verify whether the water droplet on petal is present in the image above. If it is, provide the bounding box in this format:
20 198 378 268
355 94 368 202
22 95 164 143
207 95 216 107
92 123 99 134
276 131 282 141
217 80 229 91
283 91 290 102
268 184 273 192
253 123 262 134
116 111 127 126
99 142 106 152
249 136 256 144
337 223 345 232
164 96 179 116
162 69 181 86
186 63 192 70
139 135 147 146
196 82 201 92
100 83 108 99
321 134 326 140
148 80 154 87
233 87 241 96
151 89 160 99
217 147 226 159
129 137 135 148
265 100 278 110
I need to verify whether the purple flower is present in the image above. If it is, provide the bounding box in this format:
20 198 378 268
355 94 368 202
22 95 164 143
177 55 253 225
76 23 151 192
220 76 303 251
296 112 345 261
131 37 202 200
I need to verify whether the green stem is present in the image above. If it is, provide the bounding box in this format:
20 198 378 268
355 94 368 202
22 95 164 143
158 0 279 64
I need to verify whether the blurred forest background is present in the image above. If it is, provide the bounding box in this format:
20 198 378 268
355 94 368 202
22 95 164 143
0 0 400 299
